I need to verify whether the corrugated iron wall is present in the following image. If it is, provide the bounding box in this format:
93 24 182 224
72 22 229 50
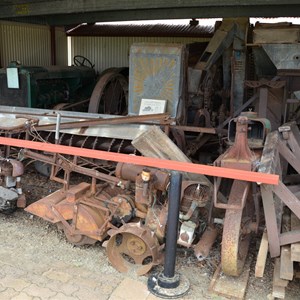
69 36 210 73
0 21 67 67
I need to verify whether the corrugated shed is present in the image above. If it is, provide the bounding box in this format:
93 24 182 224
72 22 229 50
0 21 51 67
70 36 210 73
67 23 214 38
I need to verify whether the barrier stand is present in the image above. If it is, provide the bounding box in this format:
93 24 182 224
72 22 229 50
148 172 190 298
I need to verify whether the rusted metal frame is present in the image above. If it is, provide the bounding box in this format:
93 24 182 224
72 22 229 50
34 113 171 131
50 155 70 190
80 198 116 211
68 193 121 236
219 76 281 130
51 205 84 236
213 177 250 210
258 87 268 118
260 184 281 257
22 149 127 186
217 94 258 129
169 125 227 135
94 204 120 236
245 80 286 89
0 137 279 185
51 197 118 238
72 198 81 234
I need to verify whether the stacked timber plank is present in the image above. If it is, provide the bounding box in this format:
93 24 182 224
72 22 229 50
255 211 300 299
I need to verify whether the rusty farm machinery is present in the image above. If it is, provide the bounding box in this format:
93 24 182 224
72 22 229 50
2 18 300 298
0 108 277 284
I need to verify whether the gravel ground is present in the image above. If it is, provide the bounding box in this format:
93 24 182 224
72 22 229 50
0 166 300 299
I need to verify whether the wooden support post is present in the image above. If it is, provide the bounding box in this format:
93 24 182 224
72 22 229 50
255 230 269 278
272 258 288 299
280 212 294 281
291 212 300 262
261 185 281 257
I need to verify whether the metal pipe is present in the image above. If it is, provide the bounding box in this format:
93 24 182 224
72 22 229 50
194 226 218 260
0 137 279 185
55 113 61 143
50 26 56 66
148 171 190 297
163 171 182 278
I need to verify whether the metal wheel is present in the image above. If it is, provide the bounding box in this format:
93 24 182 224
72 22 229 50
57 221 97 246
56 204 105 246
221 180 253 276
88 69 128 115
106 223 160 275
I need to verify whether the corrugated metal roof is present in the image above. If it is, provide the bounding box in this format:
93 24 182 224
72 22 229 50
67 23 214 38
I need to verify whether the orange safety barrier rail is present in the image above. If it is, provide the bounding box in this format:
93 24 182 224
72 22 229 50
0 137 279 185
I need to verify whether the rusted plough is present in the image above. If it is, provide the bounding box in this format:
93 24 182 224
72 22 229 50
212 113 270 276
0 113 278 278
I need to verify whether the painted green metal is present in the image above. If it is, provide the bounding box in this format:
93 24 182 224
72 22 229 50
0 63 96 109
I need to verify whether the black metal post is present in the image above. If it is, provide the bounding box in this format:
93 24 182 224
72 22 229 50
148 171 190 298
160 171 181 284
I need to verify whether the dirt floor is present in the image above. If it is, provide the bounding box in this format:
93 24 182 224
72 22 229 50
0 166 300 299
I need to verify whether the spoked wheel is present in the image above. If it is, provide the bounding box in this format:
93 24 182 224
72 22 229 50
106 224 160 275
88 69 128 115
221 180 254 276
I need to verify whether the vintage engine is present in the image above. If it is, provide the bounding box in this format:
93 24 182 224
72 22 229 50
105 163 210 275
0 158 25 213
24 157 210 275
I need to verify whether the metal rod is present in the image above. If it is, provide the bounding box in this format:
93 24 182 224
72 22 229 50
55 113 61 143
0 137 279 185
163 172 182 278
34 113 171 131
50 26 56 66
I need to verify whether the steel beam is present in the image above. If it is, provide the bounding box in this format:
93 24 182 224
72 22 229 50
1 1 300 16
0 137 279 185
1 1 300 25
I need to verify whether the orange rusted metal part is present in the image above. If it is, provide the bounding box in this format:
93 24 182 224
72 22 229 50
106 223 161 276
194 226 218 260
25 182 119 245
0 137 278 185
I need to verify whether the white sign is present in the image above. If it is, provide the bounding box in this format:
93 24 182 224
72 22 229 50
139 99 167 115
7 68 19 89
